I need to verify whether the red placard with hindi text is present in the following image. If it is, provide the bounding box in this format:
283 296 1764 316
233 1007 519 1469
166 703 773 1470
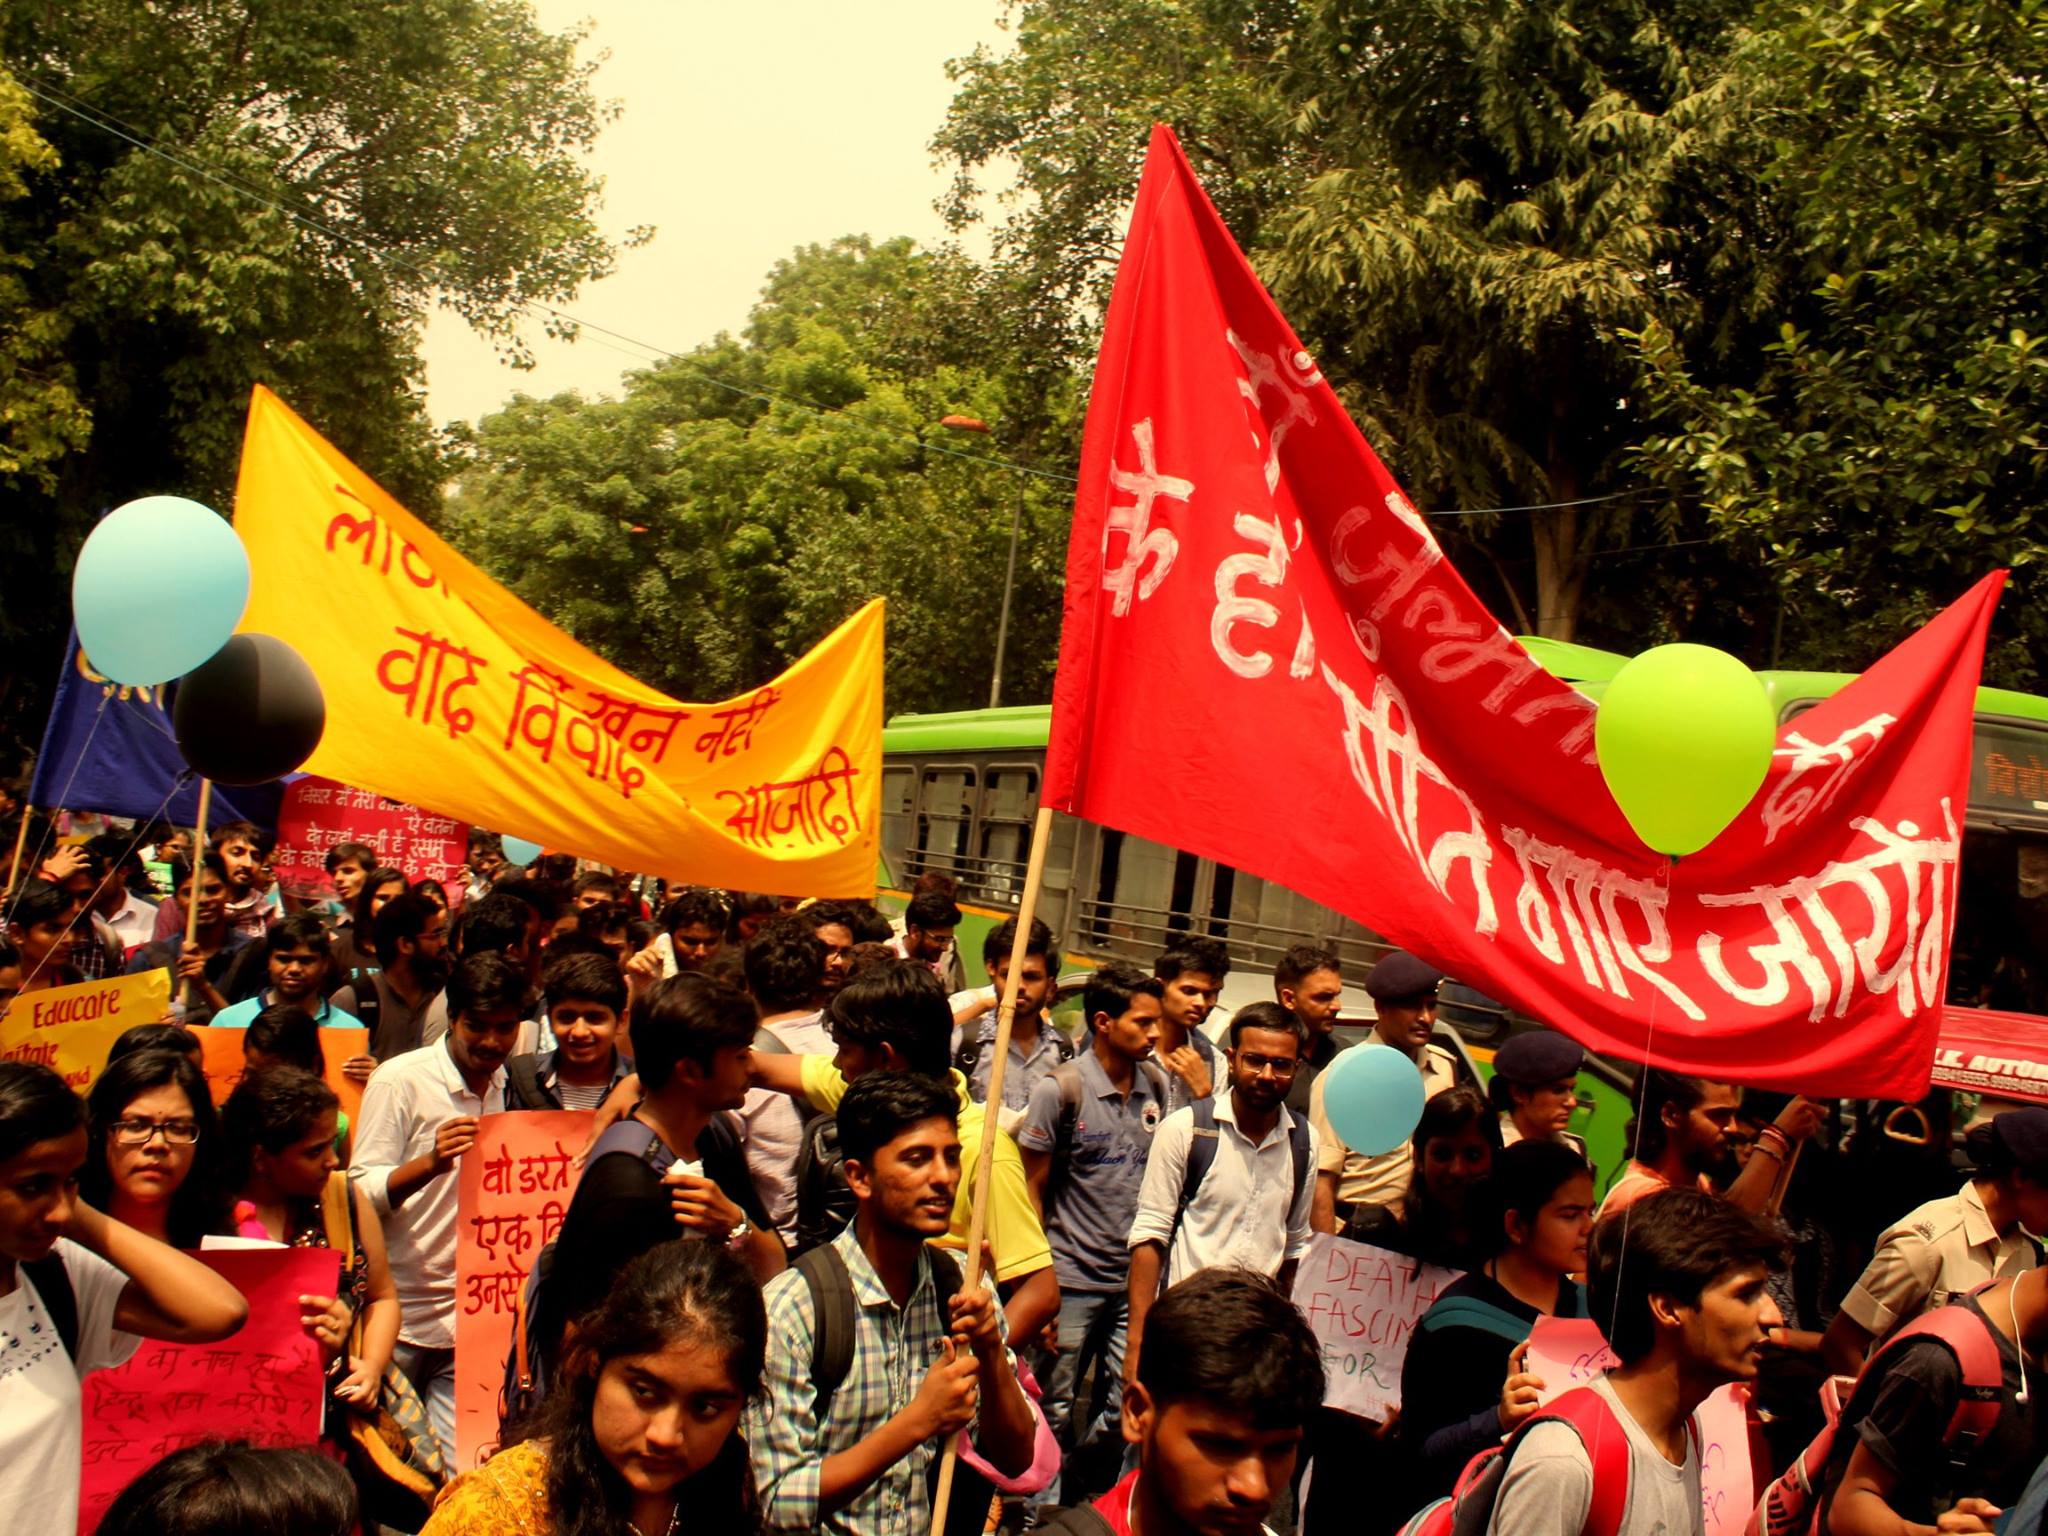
452 1110 587 1471
78 1246 338 1533
271 774 468 903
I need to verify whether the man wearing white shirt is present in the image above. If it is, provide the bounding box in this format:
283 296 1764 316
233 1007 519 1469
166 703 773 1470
1124 1002 1316 1384
349 950 528 1461
733 921 832 1242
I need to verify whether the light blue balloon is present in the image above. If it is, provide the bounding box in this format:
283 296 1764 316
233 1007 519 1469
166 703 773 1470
1320 1042 1427 1157
73 497 250 685
500 835 544 867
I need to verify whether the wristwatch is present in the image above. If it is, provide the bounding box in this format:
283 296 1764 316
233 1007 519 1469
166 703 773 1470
725 1216 754 1248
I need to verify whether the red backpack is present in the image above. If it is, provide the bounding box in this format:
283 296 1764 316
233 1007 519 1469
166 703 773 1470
1746 1301 2006 1536
1397 1386 1642 1536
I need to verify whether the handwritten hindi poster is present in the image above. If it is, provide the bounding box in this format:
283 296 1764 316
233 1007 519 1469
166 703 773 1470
1525 1316 1754 1536
78 1246 338 1532
271 775 469 904
1290 1232 1462 1422
453 1109 587 1470
0 969 170 1091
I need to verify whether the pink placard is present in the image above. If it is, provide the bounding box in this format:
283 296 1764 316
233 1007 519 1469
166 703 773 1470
1696 1383 1755 1536
1525 1315 1621 1403
78 1246 339 1533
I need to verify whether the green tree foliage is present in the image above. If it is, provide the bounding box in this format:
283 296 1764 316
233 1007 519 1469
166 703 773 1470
1631 0 2048 685
444 237 1081 715
0 0 619 757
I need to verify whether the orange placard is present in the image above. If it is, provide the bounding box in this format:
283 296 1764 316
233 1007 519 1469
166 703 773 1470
188 1024 370 1152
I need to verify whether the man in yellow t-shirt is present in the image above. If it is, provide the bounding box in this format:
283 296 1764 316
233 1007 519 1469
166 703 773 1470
747 959 1059 1340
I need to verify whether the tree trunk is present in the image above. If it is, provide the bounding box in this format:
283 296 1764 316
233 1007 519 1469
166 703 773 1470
1529 501 1587 641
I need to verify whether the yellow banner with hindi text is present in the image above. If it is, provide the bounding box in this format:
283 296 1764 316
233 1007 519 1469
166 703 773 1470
232 387 883 894
0 970 173 1092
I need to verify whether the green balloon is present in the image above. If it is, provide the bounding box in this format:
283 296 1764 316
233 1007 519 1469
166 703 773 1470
1594 644 1777 856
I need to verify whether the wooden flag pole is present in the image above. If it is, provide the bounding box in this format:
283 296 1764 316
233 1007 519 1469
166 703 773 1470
928 803 1056 1536
179 778 213 1011
5 802 32 890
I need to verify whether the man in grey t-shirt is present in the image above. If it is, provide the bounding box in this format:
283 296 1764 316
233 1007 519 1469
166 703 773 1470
1489 1189 1787 1536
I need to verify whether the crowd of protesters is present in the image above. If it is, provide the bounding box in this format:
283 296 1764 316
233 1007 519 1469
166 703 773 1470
2 809 2046 1536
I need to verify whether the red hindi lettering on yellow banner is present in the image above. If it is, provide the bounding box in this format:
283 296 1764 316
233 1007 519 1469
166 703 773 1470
0 970 172 1092
233 386 883 894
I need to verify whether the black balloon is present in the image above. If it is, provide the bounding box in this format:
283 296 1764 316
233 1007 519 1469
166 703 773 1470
172 633 326 785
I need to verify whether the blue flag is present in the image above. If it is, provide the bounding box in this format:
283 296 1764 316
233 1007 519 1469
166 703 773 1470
28 632 285 827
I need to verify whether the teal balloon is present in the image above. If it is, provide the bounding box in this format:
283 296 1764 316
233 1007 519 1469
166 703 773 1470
1321 1043 1426 1157
73 496 250 685
500 835 543 867
1595 643 1776 857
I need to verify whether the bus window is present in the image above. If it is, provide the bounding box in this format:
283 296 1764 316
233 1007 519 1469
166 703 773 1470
881 767 916 881
915 767 976 883
1081 826 1199 961
979 766 1039 903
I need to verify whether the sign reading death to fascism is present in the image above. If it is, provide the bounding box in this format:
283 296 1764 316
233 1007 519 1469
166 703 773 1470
453 1110 587 1470
1290 1233 1460 1422
234 385 883 895
1045 125 2004 1099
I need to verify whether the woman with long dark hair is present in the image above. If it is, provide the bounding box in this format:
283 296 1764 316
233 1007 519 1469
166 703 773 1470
1399 1139 1595 1502
80 1048 233 1247
1341 1085 1503 1270
423 1239 766 1536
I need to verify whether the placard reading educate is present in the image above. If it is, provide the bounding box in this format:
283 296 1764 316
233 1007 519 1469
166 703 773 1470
1290 1232 1461 1422
0 969 171 1090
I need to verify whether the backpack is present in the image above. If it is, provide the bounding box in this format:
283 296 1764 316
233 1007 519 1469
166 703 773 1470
792 1112 859 1258
502 1055 558 1112
795 1240 998 1536
1166 1096 1312 1255
498 1115 720 1438
21 1251 79 1363
956 1027 1076 1081
1397 1385 1640 1536
1746 1299 2006 1536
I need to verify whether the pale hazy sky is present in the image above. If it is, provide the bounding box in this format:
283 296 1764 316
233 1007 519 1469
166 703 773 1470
419 0 1012 426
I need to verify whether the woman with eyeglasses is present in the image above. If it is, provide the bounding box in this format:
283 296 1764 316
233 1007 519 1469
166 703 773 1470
80 1048 233 1248
0 1060 246 1533
220 1066 400 1411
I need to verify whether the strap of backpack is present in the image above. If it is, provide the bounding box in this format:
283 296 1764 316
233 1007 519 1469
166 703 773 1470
1508 1387 1632 1536
504 1055 551 1111
1869 1297 2009 1447
1417 1295 1540 1345
796 1242 858 1427
586 1116 673 1173
21 1252 79 1365
1169 1098 1221 1254
1286 1109 1311 1213
1052 1060 1086 1164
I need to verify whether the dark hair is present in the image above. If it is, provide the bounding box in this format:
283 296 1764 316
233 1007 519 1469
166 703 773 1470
743 920 825 1014
1229 1000 1307 1049
95 1440 356 1536
910 872 960 900
1398 1084 1502 1223
323 841 376 874
497 875 563 923
244 1005 324 1074
86 831 141 876
905 891 962 932
264 913 330 959
220 1067 340 1188
837 1071 959 1166
544 951 627 1014
1625 1071 1712 1167
845 902 895 944
1275 944 1341 992
626 917 660 952
1482 1139 1593 1259
1137 1269 1325 1429
1156 935 1232 984
801 900 863 940
457 891 532 957
539 1241 766 1536
351 866 408 932
414 877 450 909
662 887 732 938
633 974 757 1090
0 1059 85 1164
6 876 75 931
108 1022 201 1065
1083 960 1163 1026
447 951 534 1022
983 914 1057 974
1590 1188 1785 1363
0 933 17 972
371 890 440 967
1966 1117 2048 1183
828 960 953 1078
575 903 628 942
469 827 504 856
846 941 897 978
572 871 622 900
83 1049 231 1246
210 819 275 858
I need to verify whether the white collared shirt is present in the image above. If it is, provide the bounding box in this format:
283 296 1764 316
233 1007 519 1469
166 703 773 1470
1128 1090 1318 1285
349 1039 506 1347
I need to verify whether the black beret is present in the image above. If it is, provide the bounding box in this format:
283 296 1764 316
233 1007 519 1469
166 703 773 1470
1363 951 1444 1002
1993 1107 2048 1174
1493 1029 1586 1085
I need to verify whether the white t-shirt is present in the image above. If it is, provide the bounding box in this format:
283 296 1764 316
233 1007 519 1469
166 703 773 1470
1487 1373 1701 1536
0 1240 141 1534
